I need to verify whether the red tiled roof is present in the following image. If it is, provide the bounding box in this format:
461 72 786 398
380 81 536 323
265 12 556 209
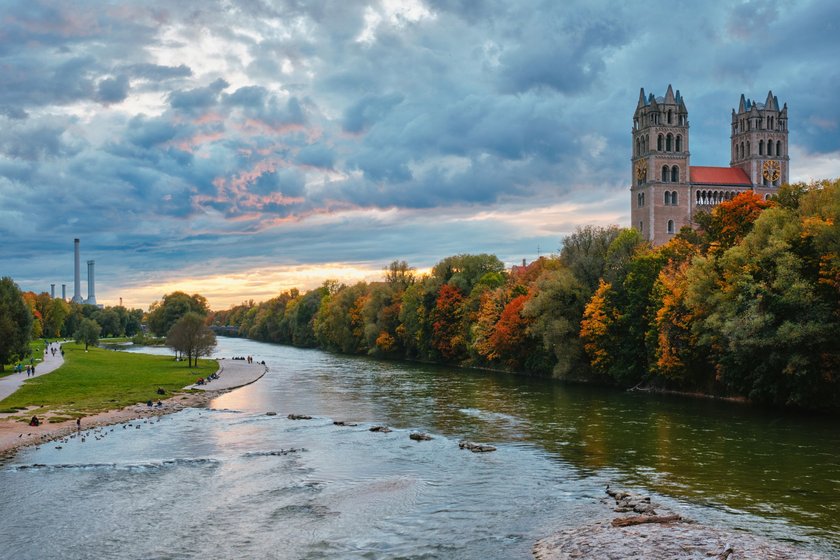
690 166 752 186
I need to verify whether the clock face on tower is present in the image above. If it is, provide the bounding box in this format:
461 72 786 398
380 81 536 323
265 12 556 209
762 160 781 182
635 160 647 181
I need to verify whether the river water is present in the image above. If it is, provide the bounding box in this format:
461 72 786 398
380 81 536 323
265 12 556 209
1 337 838 559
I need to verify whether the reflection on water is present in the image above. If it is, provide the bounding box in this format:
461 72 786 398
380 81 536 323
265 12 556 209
1 337 838 559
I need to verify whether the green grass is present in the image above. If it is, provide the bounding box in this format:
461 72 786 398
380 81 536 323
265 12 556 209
0 342 217 417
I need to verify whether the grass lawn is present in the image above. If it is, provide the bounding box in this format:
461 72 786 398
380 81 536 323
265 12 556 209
0 342 217 418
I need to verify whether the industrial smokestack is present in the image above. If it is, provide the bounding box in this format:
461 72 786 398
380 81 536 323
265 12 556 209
62 284 66 300
51 284 55 298
72 238 83 303
86 260 97 306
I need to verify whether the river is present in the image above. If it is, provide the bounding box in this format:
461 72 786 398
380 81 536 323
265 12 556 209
1 337 838 559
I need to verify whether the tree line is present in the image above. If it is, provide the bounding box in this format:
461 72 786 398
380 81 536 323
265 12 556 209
209 180 840 411
2 180 837 408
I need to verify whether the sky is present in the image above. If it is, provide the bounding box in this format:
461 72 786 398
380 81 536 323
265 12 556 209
1 0 839 310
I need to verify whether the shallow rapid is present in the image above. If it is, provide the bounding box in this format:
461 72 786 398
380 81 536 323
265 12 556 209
1 337 837 559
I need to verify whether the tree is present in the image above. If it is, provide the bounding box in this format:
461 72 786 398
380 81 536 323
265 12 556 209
560 225 622 294
384 260 416 291
166 312 217 367
75 318 101 351
431 284 466 362
523 266 588 378
43 298 70 338
147 292 209 336
0 277 33 371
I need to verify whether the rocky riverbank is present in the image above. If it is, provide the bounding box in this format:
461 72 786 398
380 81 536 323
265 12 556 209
534 487 829 559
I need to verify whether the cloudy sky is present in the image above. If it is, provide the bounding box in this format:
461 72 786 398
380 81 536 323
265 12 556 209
1 0 838 309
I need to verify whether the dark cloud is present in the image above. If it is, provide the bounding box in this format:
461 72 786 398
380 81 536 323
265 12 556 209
342 93 405 133
1 0 838 305
96 75 131 104
125 63 193 81
169 78 230 110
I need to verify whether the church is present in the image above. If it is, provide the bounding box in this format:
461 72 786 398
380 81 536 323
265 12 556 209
630 85 789 245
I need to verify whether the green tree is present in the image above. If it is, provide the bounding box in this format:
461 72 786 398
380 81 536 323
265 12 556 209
147 292 209 336
75 318 101 351
43 297 70 338
523 266 588 378
166 312 217 367
0 277 33 370
560 225 622 294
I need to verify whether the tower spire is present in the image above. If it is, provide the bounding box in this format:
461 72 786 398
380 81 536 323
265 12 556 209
664 84 676 104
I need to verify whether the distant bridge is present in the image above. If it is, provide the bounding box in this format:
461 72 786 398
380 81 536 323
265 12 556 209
210 325 241 336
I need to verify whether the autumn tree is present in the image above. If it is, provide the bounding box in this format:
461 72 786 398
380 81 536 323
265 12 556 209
431 284 466 362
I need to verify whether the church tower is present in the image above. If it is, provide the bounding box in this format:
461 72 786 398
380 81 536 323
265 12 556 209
731 91 789 192
630 85 690 243
631 87 790 247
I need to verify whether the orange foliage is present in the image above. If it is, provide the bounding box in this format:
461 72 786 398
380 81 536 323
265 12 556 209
710 191 775 250
487 294 532 367
432 284 466 361
654 261 694 376
580 280 613 372
375 331 396 352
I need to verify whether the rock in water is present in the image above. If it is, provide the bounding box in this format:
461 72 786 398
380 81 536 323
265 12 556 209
369 425 392 433
458 440 497 452
333 421 358 427
409 432 432 441
287 414 313 420
265 411 277 416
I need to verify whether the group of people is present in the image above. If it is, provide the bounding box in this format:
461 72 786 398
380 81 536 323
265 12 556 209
232 355 257 363
44 342 63 358
195 372 220 386
14 362 36 377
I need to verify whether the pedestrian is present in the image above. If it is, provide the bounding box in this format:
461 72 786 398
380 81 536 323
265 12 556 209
25 364 30 376
31 364 35 376
76 417 81 431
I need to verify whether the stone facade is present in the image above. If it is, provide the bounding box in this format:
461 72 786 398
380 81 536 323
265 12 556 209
630 86 789 246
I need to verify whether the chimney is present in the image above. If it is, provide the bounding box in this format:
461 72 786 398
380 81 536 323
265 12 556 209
522 258 526 267
62 284 66 300
51 284 55 298
86 260 97 306
72 238 83 303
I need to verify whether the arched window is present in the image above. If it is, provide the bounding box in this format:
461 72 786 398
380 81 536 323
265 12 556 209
696 191 702 204
765 194 771 200
747 141 751 156
759 140 764 155
666 134 672 152
664 191 671 205
635 138 640 156
671 165 679 182
668 109 672 124
667 220 675 234
662 165 669 182
657 134 664 151
676 135 682 152
768 141 773 156
672 191 678 205
776 140 781 156
740 142 745 159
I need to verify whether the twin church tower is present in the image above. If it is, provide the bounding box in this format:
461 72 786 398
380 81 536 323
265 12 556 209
630 85 789 245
